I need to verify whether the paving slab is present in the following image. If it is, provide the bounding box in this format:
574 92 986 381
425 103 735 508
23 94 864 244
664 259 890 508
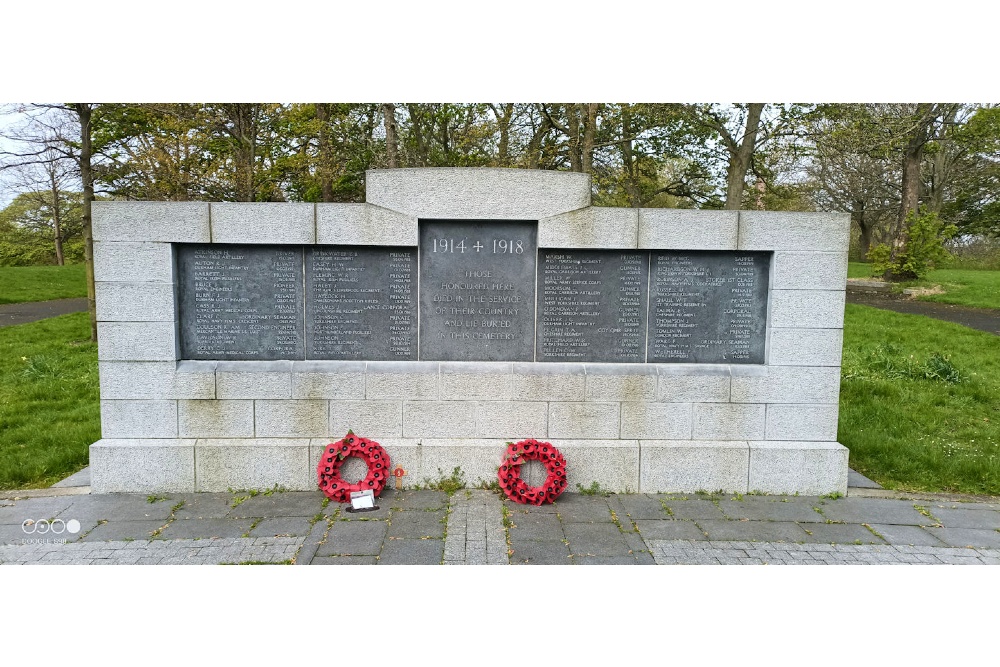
550 496 613 523
251 517 315 538
574 555 643 564
335 502 392 520
0 496 81 524
616 494 670 520
697 519 811 543
925 527 1000 549
319 520 387 556
717 497 826 523
386 510 446 539
509 539 571 564
384 489 449 510
634 519 707 541
798 523 886 545
817 498 931 526
563 523 632 556
925 507 1000 530
378 537 443 564
311 555 378 565
868 524 948 547
169 494 239 520
658 498 727 521
156 519 255 540
51 467 91 488
62 495 176 522
508 513 563 541
227 492 326 519
79 520 166 542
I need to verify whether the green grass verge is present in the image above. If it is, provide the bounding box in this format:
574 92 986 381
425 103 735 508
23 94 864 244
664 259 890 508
848 262 999 310
840 304 1000 495
0 265 88 304
0 312 98 490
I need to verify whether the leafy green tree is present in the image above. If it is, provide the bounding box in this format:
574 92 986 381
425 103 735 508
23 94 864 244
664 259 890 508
0 191 84 265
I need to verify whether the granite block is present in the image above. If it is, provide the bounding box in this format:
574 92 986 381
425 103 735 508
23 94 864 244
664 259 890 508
655 365 731 402
316 203 417 246
768 328 844 367
99 362 215 400
772 251 849 290
748 441 848 495
194 439 312 492
101 400 177 438
92 201 210 243
584 364 656 401
402 401 477 438
620 402 692 439
731 366 841 404
366 362 439 399
89 439 195 493
769 290 846 329
692 403 765 439
210 202 315 244
365 168 590 220
291 361 366 399
639 440 749 493
737 211 850 252
440 362 514 400
95 282 174 322
638 209 738 250
216 361 292 399
548 402 621 439
512 363 586 401
255 400 329 438
93 241 174 283
97 321 177 361
538 207 638 249
765 404 839 441
329 400 402 438
545 440 640 493
177 400 254 438
474 401 548 438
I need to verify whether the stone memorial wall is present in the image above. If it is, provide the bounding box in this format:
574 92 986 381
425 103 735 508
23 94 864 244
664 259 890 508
90 168 850 495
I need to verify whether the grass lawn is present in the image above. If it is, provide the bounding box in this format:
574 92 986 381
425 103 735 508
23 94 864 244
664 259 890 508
848 262 999 310
840 303 1000 495
0 312 98 490
0 264 88 304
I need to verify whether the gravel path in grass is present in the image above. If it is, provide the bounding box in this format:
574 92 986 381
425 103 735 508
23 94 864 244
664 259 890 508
847 292 1000 335
0 298 89 328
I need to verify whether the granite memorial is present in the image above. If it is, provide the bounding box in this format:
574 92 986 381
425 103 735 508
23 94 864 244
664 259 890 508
90 168 850 495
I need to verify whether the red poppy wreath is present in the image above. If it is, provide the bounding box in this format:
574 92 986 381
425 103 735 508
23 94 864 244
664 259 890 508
497 439 567 505
317 431 390 503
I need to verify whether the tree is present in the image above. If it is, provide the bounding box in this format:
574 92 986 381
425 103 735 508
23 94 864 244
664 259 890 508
0 190 84 265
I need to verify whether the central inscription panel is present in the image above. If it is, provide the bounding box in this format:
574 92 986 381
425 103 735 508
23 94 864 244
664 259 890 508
419 220 537 361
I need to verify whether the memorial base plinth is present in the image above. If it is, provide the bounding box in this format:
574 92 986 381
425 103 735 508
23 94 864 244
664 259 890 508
89 438 848 496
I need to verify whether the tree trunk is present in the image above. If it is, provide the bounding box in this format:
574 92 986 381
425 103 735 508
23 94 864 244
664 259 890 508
493 103 514 167
621 106 640 208
315 103 334 202
75 103 97 342
49 170 65 266
406 104 428 166
853 210 873 261
582 103 598 174
723 103 764 210
381 103 399 168
524 108 552 169
567 104 582 172
888 103 937 270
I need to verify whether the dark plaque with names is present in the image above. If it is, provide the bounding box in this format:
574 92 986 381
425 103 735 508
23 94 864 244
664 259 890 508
305 247 417 360
419 220 537 361
177 244 304 360
536 250 649 363
647 250 769 364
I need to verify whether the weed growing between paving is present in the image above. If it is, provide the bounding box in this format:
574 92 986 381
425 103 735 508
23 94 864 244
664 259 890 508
840 304 1000 495
0 312 98 490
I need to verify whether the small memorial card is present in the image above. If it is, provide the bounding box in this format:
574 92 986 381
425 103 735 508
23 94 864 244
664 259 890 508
350 489 376 510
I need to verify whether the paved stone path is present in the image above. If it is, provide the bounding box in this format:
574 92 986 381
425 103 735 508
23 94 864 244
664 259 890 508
444 490 508 564
2 486 1000 564
0 297 88 327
